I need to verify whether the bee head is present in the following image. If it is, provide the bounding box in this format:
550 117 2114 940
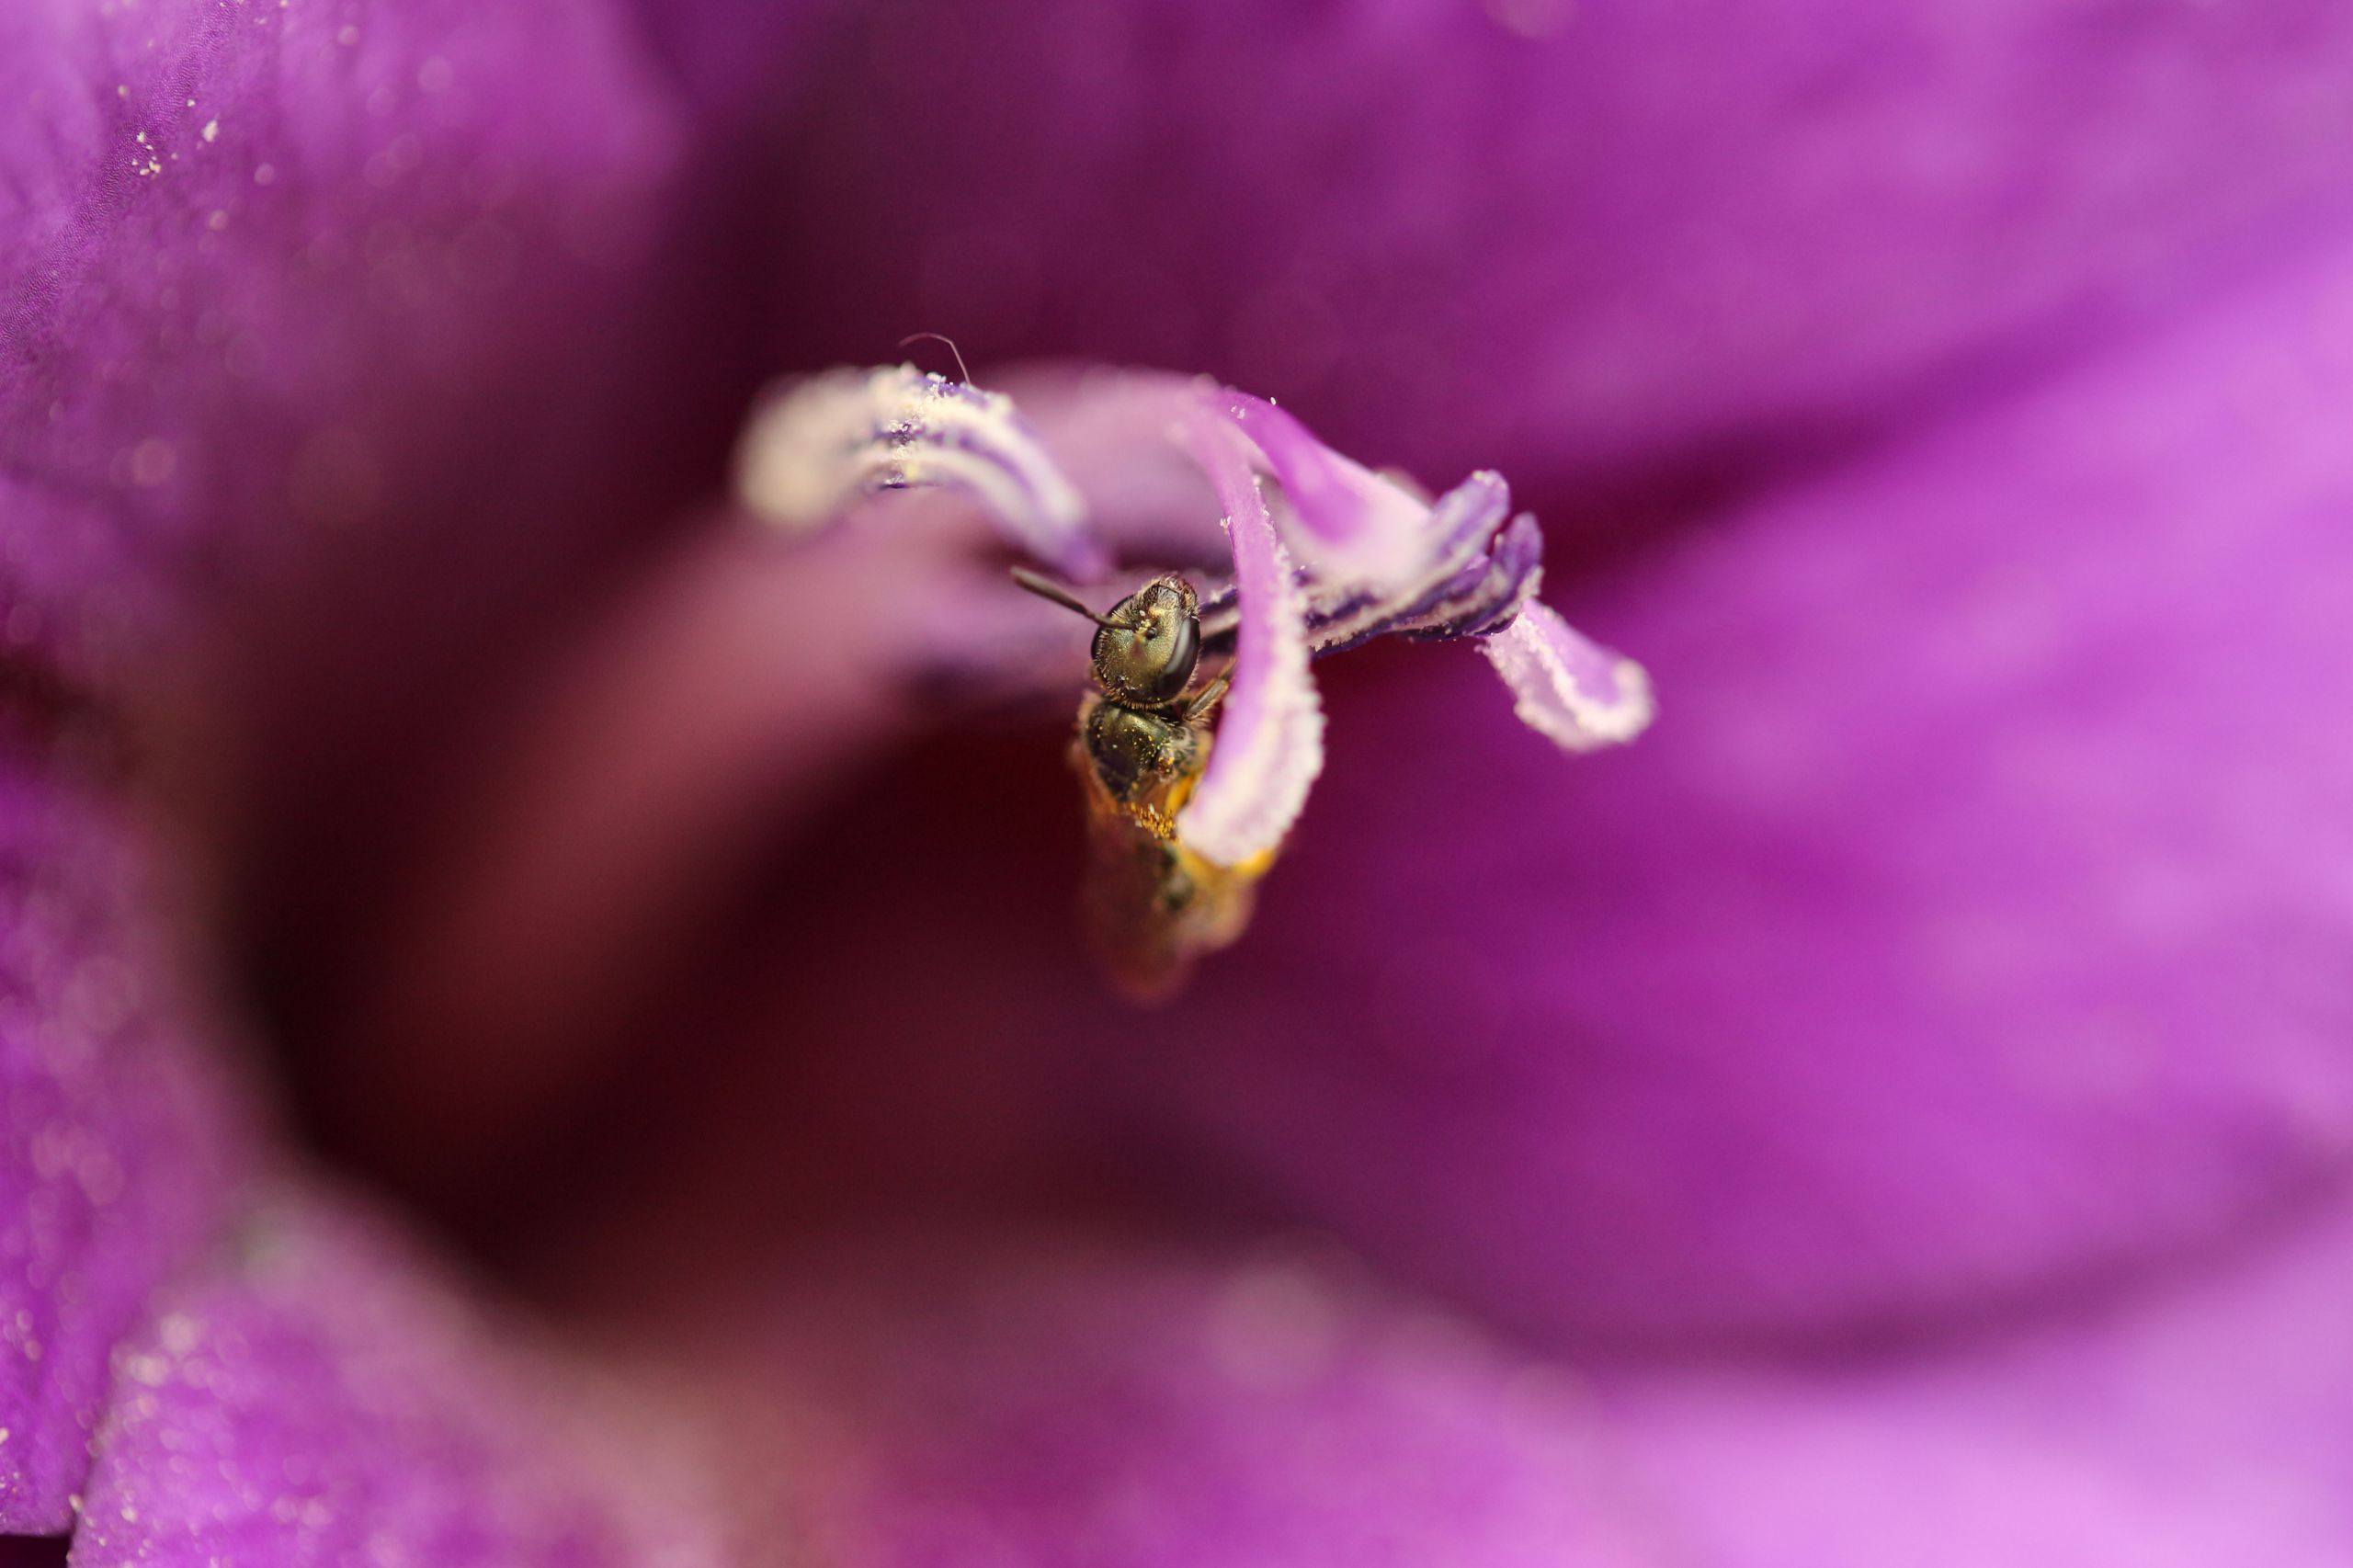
1090 575 1199 704
1012 568 1201 706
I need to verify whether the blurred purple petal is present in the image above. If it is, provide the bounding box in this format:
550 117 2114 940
1601 1195 2353 1565
0 0 684 682
1152 233 2353 1342
0 769 249 1531
672 1233 1659 1567
73 1187 727 1568
312 522 1035 1199
0 0 705 1534
756 0 2353 494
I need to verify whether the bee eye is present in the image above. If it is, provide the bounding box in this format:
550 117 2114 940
1092 578 1200 703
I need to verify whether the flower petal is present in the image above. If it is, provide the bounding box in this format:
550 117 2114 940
302 520 1075 1204
1148 228 2353 1343
0 0 684 682
70 1185 727 1568
657 1232 1664 1568
1176 421 1324 868
753 0 2353 498
0 769 250 1531
1599 1193 2353 1565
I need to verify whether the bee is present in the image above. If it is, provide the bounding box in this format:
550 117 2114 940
1013 566 1271 1001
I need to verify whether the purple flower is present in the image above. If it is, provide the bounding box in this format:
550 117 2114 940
8 1 2353 1564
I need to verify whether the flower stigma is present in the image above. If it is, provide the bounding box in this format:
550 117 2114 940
735 363 1654 995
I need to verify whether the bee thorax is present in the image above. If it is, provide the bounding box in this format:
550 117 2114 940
1083 700 1200 802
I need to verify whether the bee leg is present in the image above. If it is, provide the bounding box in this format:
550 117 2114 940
1182 672 1232 724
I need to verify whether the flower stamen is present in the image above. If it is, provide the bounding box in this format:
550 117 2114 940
737 360 1654 945
735 365 1103 579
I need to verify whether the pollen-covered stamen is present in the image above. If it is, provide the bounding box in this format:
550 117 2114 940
735 362 1652 862
735 365 1104 579
1211 390 1432 587
1480 601 1656 750
1198 471 1539 656
1396 512 1546 642
1181 413 1648 770
1174 416 1325 869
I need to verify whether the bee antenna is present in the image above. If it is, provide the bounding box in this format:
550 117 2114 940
1011 567 1127 629
897 331 976 387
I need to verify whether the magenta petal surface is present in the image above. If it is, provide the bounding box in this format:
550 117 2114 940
761 0 2353 489
72 1187 726 1568
0 0 682 678
676 1234 1659 1567
1600 1196 2353 1565
0 770 249 1531
1156 234 2353 1341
